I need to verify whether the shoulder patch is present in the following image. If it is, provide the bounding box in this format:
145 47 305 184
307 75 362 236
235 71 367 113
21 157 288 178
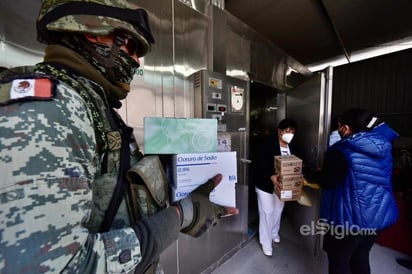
0 78 54 105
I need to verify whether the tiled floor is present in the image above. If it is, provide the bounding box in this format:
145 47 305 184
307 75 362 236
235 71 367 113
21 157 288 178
208 218 412 274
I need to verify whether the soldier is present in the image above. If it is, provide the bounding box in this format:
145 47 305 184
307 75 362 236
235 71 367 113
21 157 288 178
0 1 238 273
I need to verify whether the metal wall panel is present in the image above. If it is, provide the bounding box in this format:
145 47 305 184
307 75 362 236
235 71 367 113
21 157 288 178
211 6 228 75
225 22 251 81
1 1 313 273
214 7 312 90
122 2 315 273
173 0 210 117
332 49 412 138
122 0 175 152
124 1 211 152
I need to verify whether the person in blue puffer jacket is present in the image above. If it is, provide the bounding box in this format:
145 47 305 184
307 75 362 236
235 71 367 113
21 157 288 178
318 108 399 274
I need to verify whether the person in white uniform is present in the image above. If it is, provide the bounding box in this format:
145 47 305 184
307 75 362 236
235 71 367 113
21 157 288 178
254 118 297 256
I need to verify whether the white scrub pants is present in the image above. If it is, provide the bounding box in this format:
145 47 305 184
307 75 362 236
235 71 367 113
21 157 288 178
255 187 285 251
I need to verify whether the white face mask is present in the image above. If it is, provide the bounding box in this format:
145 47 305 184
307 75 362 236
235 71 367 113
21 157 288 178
281 133 294 143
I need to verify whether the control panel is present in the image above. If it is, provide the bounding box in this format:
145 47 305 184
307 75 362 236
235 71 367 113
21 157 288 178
193 70 248 132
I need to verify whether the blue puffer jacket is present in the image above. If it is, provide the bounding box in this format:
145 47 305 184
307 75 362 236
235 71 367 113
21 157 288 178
321 123 399 229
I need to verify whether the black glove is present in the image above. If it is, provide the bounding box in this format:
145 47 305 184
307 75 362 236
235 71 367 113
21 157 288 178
174 175 227 238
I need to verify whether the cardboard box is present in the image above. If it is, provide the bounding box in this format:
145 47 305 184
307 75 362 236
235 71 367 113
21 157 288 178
274 174 303 201
144 117 217 154
278 174 303 189
171 151 237 207
274 187 302 201
274 155 303 175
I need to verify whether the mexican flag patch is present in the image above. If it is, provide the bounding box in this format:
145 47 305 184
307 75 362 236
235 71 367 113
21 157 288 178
0 78 53 105
10 78 52 99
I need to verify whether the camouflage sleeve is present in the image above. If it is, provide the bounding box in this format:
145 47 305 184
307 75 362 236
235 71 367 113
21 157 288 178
0 82 145 273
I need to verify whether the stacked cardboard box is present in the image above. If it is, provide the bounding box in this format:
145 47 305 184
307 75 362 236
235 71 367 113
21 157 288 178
274 155 303 201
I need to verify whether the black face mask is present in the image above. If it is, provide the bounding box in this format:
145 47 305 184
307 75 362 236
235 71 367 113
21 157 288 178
93 43 140 86
59 34 140 100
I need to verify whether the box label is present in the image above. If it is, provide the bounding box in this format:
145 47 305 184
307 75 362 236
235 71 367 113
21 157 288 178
275 186 302 202
172 151 237 207
280 190 292 199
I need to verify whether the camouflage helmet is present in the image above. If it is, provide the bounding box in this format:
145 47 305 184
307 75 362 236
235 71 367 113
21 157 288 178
37 0 155 57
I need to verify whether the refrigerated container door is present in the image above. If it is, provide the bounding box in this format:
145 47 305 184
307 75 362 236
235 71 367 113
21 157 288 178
285 67 333 257
286 68 332 175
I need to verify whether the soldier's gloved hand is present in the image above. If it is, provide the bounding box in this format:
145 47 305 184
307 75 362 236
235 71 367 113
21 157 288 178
173 174 239 238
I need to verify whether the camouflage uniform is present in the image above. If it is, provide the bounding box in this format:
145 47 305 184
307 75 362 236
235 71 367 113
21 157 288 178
0 51 181 273
0 1 182 273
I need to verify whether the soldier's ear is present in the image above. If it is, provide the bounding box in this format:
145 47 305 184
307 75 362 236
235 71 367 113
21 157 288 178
84 34 99 43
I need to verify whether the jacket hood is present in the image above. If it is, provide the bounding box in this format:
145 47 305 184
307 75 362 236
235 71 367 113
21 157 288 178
344 127 394 159
373 122 399 142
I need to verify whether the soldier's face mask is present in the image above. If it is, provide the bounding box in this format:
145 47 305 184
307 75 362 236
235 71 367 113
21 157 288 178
113 49 140 86
89 33 141 89
113 33 141 87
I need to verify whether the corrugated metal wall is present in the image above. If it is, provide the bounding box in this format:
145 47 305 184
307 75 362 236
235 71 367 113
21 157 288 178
332 48 412 137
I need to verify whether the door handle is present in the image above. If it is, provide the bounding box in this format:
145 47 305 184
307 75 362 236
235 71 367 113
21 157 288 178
240 158 252 164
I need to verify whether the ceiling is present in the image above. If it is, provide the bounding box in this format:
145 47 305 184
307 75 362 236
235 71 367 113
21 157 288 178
225 0 412 68
2 0 412 70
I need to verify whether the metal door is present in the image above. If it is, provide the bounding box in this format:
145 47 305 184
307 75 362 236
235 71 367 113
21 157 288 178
285 67 333 256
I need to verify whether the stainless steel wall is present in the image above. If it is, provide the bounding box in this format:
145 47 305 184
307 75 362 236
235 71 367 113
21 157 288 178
211 6 312 88
120 0 211 152
121 1 313 273
0 1 311 273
